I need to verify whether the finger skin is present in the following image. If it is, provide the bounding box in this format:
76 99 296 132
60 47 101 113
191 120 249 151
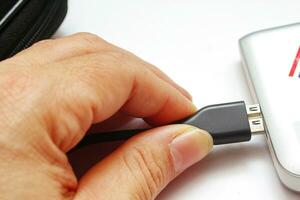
11 33 110 66
74 125 213 200
10 32 192 100
0 33 199 200
0 33 197 151
136 60 192 100
34 50 196 151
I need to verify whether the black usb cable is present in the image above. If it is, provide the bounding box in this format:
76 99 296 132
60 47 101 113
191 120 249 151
74 101 264 150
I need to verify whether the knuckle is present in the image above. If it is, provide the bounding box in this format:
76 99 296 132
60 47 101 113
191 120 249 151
106 50 128 62
75 51 129 83
72 32 112 54
76 32 107 47
76 32 100 40
122 145 167 200
32 39 55 49
91 50 131 72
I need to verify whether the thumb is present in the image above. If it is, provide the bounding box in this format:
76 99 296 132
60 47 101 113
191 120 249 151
74 125 213 200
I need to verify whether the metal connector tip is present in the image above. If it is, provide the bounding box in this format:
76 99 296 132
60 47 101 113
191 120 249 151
246 104 261 117
249 117 265 134
246 104 265 134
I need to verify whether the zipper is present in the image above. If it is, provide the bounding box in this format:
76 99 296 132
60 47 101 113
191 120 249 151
9 0 67 57
0 0 28 31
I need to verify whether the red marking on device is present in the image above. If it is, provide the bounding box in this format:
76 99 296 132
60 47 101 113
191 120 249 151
289 47 300 77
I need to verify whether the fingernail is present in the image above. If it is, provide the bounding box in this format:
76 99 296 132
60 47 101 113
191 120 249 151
190 103 198 112
170 127 213 173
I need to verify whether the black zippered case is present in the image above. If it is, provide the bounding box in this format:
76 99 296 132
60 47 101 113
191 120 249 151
0 0 68 61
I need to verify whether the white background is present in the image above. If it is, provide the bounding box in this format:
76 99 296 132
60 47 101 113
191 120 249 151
56 1 300 199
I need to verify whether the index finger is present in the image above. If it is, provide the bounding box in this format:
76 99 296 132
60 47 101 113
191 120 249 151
51 51 197 126
19 36 197 152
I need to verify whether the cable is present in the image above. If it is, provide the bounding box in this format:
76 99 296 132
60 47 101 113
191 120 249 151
74 101 264 150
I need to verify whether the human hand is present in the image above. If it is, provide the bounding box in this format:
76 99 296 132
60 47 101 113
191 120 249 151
0 33 213 200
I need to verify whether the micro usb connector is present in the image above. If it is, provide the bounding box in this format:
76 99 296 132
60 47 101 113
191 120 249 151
74 101 265 150
177 101 265 145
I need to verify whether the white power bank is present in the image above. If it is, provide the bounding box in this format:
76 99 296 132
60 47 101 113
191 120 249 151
240 22 300 191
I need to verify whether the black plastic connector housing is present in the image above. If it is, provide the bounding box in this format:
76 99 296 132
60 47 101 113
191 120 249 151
178 101 251 145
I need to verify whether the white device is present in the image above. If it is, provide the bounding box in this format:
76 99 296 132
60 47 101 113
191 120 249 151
240 22 300 191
